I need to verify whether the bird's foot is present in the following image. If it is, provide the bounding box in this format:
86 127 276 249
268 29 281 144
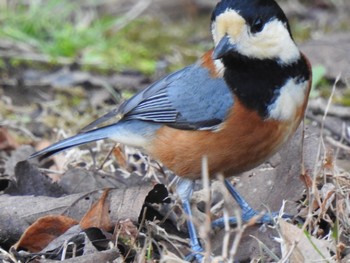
176 179 204 262
210 179 293 228
211 211 292 228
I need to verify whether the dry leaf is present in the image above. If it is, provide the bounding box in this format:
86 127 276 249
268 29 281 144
114 218 139 244
113 145 128 170
299 171 321 217
35 139 66 174
5 161 66 196
0 127 19 151
278 219 335 262
80 189 112 231
14 215 78 252
323 149 335 171
300 170 313 190
0 186 153 244
320 183 336 215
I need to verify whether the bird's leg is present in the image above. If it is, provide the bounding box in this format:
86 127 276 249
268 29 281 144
176 178 204 261
212 179 281 227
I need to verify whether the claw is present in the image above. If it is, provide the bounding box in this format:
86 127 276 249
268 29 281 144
211 180 292 228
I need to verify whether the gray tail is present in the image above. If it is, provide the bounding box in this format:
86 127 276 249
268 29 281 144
29 125 115 159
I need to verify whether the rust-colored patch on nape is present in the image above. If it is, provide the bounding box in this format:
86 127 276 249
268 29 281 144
148 100 294 180
200 50 221 77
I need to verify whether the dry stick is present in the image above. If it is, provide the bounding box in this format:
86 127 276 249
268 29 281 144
309 76 340 218
220 208 230 260
0 246 18 263
219 177 233 261
318 76 341 194
201 156 212 262
228 209 245 263
249 235 280 262
334 122 347 158
326 136 350 152
147 221 188 259
122 206 148 262
0 51 75 66
332 126 350 261
0 120 38 141
98 143 118 170
327 114 347 262
111 0 153 33
37 168 66 175
316 75 341 179
300 117 306 180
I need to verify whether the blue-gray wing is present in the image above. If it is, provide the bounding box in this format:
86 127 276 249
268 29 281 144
81 63 234 132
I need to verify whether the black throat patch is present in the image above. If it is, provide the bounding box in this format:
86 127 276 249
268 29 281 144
222 54 310 118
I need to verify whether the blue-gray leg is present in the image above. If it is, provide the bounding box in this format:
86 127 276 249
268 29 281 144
176 178 204 262
212 179 281 228
176 178 288 261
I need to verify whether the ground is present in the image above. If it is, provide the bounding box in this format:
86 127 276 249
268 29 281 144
0 0 349 262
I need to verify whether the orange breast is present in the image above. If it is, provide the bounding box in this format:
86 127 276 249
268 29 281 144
147 100 300 180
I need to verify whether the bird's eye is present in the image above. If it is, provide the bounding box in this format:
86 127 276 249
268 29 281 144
251 18 264 33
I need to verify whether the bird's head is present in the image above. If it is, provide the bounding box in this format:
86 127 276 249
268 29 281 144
211 0 300 65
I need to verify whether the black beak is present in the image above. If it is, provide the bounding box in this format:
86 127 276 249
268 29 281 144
212 34 236 60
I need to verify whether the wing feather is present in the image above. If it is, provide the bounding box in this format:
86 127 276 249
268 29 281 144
81 63 234 132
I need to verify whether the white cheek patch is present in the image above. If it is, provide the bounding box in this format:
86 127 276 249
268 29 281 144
268 78 308 121
237 20 300 64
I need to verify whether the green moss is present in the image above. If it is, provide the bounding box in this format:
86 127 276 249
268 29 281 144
334 88 350 106
0 1 209 75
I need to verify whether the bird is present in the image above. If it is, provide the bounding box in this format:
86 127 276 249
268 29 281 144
29 0 312 260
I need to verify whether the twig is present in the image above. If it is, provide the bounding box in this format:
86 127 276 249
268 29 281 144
0 50 72 65
307 97 350 118
312 76 340 208
201 156 212 262
98 143 117 170
250 235 280 261
305 112 348 142
111 0 153 33
0 120 39 141
37 168 66 175
0 246 18 263
220 208 230 260
228 209 245 263
325 136 350 152
0 50 103 68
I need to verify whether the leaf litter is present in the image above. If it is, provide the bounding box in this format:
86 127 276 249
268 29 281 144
0 1 350 262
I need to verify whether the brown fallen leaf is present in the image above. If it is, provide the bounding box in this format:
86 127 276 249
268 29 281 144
114 218 139 244
14 215 78 253
299 171 321 217
80 189 112 232
0 186 153 246
34 139 66 176
278 219 335 262
0 127 19 151
113 145 128 170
